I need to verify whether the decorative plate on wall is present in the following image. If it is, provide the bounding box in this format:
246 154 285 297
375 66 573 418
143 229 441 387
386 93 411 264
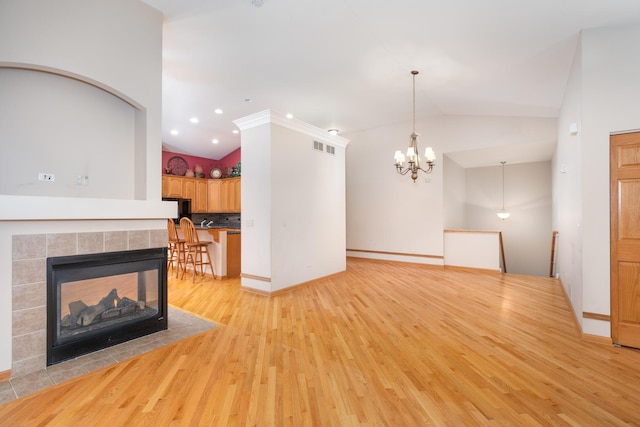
210 168 222 179
167 156 188 176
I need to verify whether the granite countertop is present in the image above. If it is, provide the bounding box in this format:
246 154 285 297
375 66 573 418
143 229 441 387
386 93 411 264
195 225 241 230
195 225 240 242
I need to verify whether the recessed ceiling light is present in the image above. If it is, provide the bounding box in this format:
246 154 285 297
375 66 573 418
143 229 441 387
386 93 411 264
212 138 219 144
328 129 339 135
170 129 179 135
190 117 199 124
286 113 294 119
214 109 223 114
232 129 239 134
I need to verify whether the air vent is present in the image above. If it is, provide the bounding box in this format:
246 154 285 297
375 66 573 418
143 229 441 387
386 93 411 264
326 144 335 155
313 140 324 152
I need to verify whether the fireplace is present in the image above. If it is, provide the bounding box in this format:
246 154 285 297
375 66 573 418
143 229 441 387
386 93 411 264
46 248 168 365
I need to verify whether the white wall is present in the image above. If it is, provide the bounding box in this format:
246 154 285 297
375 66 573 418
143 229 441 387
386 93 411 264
444 231 502 271
553 40 583 326
346 120 444 264
432 116 557 155
236 111 349 293
239 124 273 293
465 162 552 276
443 156 466 230
0 0 163 374
271 125 347 291
346 116 556 265
0 69 136 198
0 0 162 201
555 24 640 337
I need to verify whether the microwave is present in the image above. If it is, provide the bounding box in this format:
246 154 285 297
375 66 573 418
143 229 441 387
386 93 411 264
162 197 192 223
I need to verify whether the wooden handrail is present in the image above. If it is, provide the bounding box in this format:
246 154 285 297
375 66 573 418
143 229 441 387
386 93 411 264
549 230 559 277
498 231 507 273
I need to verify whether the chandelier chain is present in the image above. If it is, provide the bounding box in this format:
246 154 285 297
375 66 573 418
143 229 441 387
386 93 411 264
502 161 506 210
412 71 416 134
497 161 511 219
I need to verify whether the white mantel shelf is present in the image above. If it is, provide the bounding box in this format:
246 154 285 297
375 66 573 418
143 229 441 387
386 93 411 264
0 195 176 221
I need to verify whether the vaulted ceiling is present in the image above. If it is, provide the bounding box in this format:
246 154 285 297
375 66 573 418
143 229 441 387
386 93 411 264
141 0 640 165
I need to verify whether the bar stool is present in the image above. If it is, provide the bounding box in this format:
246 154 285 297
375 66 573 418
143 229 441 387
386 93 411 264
179 217 215 282
167 219 185 278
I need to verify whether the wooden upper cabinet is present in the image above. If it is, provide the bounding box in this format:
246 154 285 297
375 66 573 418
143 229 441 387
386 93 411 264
182 178 196 202
163 175 240 213
193 179 208 213
207 180 222 212
221 177 241 213
208 177 240 213
221 180 231 212
231 177 241 212
162 175 183 198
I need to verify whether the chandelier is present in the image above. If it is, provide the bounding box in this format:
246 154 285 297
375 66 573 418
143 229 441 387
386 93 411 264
394 70 436 182
497 161 511 219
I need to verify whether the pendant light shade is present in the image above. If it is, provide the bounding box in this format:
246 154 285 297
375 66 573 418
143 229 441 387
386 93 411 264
497 211 511 220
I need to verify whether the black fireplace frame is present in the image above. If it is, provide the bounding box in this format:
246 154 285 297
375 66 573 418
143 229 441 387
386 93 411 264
46 247 168 366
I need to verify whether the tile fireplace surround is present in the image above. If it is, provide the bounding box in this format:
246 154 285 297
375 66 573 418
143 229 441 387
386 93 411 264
11 229 168 377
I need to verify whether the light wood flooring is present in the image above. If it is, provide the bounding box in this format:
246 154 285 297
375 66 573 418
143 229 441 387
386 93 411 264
1 258 640 425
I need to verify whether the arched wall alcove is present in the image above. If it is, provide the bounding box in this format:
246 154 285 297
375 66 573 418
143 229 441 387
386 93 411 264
0 64 147 200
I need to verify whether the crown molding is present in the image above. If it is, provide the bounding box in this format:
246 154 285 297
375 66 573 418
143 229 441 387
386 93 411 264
233 109 350 148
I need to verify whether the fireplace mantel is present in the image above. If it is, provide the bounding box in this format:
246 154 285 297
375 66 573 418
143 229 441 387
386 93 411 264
0 195 176 221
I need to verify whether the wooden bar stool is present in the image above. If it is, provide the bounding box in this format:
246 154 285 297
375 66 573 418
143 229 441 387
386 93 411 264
179 217 215 282
167 219 185 278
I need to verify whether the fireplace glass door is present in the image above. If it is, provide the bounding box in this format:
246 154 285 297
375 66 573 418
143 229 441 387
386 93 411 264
47 248 168 365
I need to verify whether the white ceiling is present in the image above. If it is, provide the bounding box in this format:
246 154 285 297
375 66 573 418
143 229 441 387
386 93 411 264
141 0 640 167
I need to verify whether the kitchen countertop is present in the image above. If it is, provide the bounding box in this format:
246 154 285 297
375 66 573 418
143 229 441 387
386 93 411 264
195 226 240 242
195 225 240 229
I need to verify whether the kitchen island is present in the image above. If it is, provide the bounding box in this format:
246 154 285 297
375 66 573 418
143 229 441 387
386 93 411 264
182 226 241 279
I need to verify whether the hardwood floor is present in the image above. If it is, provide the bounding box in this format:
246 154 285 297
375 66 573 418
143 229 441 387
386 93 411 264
1 258 640 425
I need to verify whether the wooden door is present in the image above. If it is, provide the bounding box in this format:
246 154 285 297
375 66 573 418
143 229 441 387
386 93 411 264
610 132 640 347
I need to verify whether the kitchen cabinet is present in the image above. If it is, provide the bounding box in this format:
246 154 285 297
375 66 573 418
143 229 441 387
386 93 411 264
164 175 240 213
208 177 240 213
192 179 208 213
162 176 208 212
162 175 183 198
207 180 222 212
182 178 195 201
205 229 241 278
221 177 241 213
226 233 241 277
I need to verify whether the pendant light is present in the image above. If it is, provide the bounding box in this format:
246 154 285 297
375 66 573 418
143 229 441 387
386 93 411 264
497 161 511 219
393 70 436 182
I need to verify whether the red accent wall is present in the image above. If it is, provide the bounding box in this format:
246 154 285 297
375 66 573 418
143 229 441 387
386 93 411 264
162 151 219 177
162 148 241 177
219 148 241 171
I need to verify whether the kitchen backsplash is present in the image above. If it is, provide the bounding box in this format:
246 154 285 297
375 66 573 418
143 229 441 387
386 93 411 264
191 213 241 228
